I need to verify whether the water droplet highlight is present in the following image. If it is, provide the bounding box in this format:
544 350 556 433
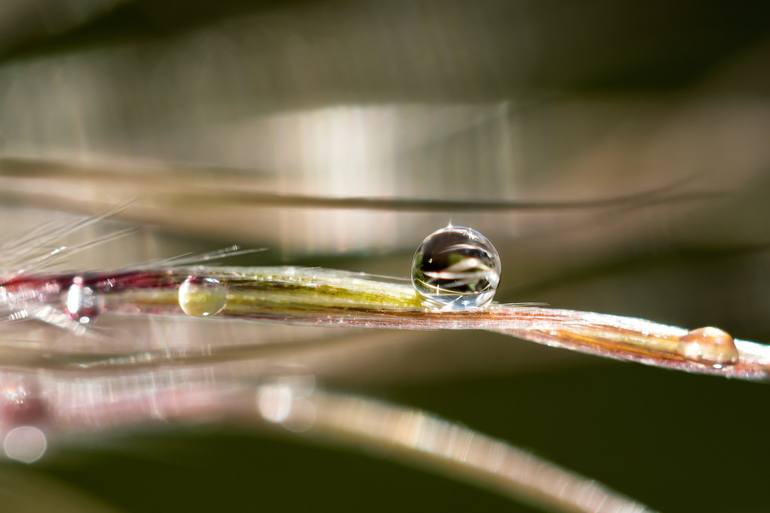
678 326 738 367
64 276 99 324
178 276 228 317
411 225 501 310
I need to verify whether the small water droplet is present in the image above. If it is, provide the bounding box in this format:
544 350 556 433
0 377 49 429
411 225 501 310
64 277 99 324
178 275 228 317
678 327 738 366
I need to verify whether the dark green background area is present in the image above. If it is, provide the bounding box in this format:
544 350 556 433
6 0 770 93
19 361 768 513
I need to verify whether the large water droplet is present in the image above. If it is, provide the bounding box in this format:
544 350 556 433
678 326 738 367
411 225 501 310
178 275 228 317
64 277 99 324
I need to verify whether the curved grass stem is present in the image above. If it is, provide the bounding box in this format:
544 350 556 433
2 266 769 380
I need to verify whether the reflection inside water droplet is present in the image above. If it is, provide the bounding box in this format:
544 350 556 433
178 276 228 317
678 326 738 367
64 277 99 324
411 225 501 310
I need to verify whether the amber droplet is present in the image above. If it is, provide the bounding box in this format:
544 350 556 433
178 275 228 317
678 327 739 367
